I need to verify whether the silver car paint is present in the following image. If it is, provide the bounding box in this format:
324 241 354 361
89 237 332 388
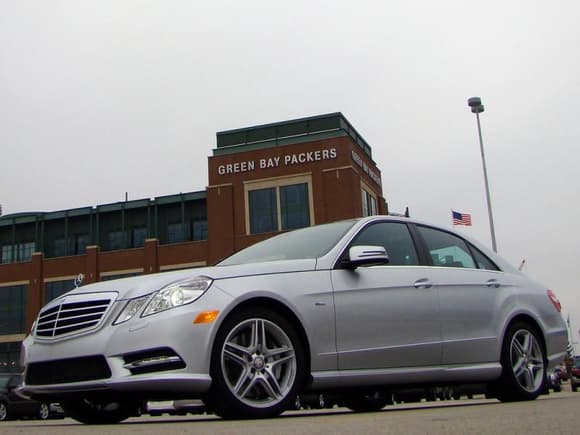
20 215 568 400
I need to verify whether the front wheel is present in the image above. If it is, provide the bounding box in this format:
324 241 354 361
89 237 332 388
204 308 305 419
494 322 546 402
0 402 9 421
62 398 139 424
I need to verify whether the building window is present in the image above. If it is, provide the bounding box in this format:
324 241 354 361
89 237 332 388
0 285 26 335
249 188 278 234
73 234 89 255
53 238 67 257
0 342 21 373
100 272 141 281
245 176 313 235
0 243 35 264
17 242 35 262
45 280 75 303
167 223 186 243
130 227 147 248
192 219 208 241
108 230 125 250
1 245 13 264
362 186 377 217
51 234 88 258
280 184 310 230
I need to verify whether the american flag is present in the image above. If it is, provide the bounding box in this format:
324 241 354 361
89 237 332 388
452 210 472 226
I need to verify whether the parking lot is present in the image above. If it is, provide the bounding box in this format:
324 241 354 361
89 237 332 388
1 391 578 435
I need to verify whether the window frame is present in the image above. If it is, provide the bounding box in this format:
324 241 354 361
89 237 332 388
333 219 501 272
244 174 314 235
361 181 378 217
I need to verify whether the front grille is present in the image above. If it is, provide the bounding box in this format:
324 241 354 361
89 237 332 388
26 355 111 385
35 292 116 339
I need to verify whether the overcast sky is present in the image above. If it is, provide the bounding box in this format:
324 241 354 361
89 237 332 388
1 1 579 345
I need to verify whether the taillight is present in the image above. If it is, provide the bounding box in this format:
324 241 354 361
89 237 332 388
547 290 562 312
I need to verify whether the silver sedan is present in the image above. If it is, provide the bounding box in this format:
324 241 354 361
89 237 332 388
20 216 568 423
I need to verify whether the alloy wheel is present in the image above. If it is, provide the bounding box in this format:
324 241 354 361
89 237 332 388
38 402 50 420
220 318 297 408
510 328 544 393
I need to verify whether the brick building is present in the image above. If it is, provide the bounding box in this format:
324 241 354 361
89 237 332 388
0 112 385 370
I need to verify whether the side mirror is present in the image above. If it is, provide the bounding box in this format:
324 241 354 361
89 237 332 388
343 245 389 269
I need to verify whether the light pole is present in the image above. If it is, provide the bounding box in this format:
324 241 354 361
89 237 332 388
468 97 497 252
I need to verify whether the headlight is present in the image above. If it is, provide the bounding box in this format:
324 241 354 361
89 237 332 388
113 295 149 325
142 276 213 317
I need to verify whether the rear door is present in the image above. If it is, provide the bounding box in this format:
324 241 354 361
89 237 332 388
414 225 506 365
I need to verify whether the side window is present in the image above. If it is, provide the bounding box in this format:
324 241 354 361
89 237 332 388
417 226 476 269
350 222 419 266
470 244 500 271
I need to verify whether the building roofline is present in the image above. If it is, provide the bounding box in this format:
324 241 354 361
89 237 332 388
215 112 373 160
0 190 207 225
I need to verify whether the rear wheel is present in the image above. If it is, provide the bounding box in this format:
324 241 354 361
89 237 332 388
205 308 305 419
494 322 546 402
38 402 50 420
63 398 139 424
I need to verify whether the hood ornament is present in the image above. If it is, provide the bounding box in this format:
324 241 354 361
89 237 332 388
74 273 85 288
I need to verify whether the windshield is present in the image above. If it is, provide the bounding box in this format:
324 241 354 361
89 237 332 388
575 358 580 369
219 220 357 266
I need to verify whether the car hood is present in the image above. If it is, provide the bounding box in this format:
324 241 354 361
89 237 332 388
55 259 318 301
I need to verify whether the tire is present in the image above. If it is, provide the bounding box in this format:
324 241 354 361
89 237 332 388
38 402 50 420
62 398 139 424
494 322 546 402
293 396 302 410
204 308 305 419
444 387 452 401
345 391 391 412
0 402 9 421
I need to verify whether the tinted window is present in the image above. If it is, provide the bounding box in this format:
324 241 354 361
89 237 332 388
131 227 147 248
192 219 208 241
349 222 419 266
470 244 500 271
280 183 310 230
417 226 476 269
249 188 277 234
168 223 186 243
0 285 26 334
108 230 125 250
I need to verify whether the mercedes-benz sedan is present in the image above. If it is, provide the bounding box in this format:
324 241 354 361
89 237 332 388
20 216 568 423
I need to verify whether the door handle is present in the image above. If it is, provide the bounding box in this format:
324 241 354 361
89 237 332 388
414 278 433 289
486 279 501 288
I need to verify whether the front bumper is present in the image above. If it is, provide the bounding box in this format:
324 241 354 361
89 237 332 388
20 286 233 400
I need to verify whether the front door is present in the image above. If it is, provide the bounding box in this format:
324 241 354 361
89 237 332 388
331 221 442 370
